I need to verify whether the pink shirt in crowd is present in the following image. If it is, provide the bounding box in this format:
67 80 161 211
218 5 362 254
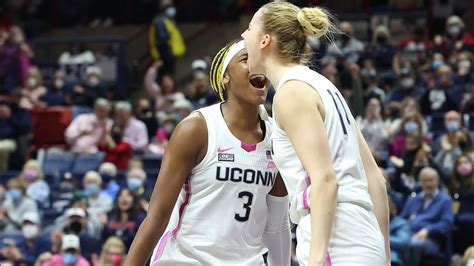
65 113 112 154
42 254 90 266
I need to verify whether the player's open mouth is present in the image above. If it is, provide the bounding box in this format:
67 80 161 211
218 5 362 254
249 74 267 90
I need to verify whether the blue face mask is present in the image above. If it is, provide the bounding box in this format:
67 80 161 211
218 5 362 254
432 59 444 69
446 121 460 132
127 178 143 191
8 189 22 201
63 252 78 265
83 184 100 196
404 121 419 133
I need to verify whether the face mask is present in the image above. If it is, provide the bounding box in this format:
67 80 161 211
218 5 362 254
467 258 474 266
23 169 39 182
432 59 444 69
164 124 175 135
376 35 386 44
8 189 22 201
400 78 414 89
69 220 83 234
165 6 176 18
88 76 100 87
448 26 461 37
84 184 100 196
404 121 419 133
54 79 65 89
22 225 39 239
446 121 460 132
112 132 122 143
27 77 37 88
457 162 472 176
108 254 123 266
174 113 184 122
459 60 471 70
101 174 114 184
127 178 143 191
63 252 78 265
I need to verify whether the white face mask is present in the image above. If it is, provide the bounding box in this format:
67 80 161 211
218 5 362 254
401 78 414 89
54 79 65 89
22 224 39 239
165 6 176 18
88 76 100 87
27 77 37 88
466 258 474 266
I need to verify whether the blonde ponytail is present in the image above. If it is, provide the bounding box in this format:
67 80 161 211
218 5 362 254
297 7 329 38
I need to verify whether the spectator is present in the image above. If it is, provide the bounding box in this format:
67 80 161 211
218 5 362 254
19 67 47 110
0 100 18 171
98 162 120 202
42 234 90 266
388 97 428 137
444 15 474 53
65 98 112 154
460 246 474 266
0 212 51 265
387 67 425 104
400 167 454 266
19 159 50 208
103 188 145 250
454 51 473 86
449 155 474 196
361 67 386 103
395 26 432 72
361 25 396 75
456 128 474 161
49 202 102 241
148 0 185 74
71 66 107 119
0 178 38 234
434 111 464 178
389 111 428 157
389 197 411 266
325 21 364 64
381 167 405 214
114 101 148 153
185 59 218 109
144 61 184 121
172 98 193 122
40 70 68 107
82 171 113 216
356 97 390 157
126 168 149 211
148 113 177 155
99 123 132 170
91 237 125 266
460 82 474 113
419 65 457 115
134 98 158 142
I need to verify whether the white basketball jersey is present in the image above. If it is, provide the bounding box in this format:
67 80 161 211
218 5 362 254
150 103 278 265
271 65 373 220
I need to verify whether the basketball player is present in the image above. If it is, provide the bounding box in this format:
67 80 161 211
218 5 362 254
241 2 390 266
125 40 291 265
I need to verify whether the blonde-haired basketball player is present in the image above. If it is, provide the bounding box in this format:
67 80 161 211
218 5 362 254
242 2 390 266
125 40 291 265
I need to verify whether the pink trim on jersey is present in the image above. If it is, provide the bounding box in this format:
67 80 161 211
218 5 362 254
303 188 309 209
172 179 191 236
152 231 172 262
325 252 332 266
241 142 257 152
152 179 192 263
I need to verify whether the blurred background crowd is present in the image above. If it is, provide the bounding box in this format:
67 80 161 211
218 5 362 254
0 0 474 265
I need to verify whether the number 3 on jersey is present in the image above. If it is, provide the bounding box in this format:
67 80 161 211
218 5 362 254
235 191 253 222
327 89 351 135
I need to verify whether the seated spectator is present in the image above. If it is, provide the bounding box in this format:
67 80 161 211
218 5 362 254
462 246 474 265
389 111 429 157
419 65 457 115
114 101 148 153
148 113 177 155
71 66 107 119
361 67 386 103
325 21 364 64
388 97 428 137
400 167 454 266
126 168 150 212
449 155 474 196
103 188 145 250
65 98 112 154
40 70 68 107
387 67 425 104
134 98 158 142
456 128 474 161
19 67 47 110
453 51 473 86
0 178 38 233
172 98 193 122
49 202 102 240
0 101 18 171
144 61 184 121
82 171 113 216
361 25 396 75
99 123 132 170
98 163 120 202
0 212 51 265
185 59 218 109
20 159 50 208
434 111 464 178
91 237 125 265
356 97 390 157
42 234 90 266
443 15 474 54
389 197 411 266
381 167 405 211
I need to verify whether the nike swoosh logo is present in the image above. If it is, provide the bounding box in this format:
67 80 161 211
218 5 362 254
217 147 233 153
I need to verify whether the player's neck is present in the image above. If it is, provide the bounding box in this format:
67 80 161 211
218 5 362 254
221 101 260 131
262 56 298 91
